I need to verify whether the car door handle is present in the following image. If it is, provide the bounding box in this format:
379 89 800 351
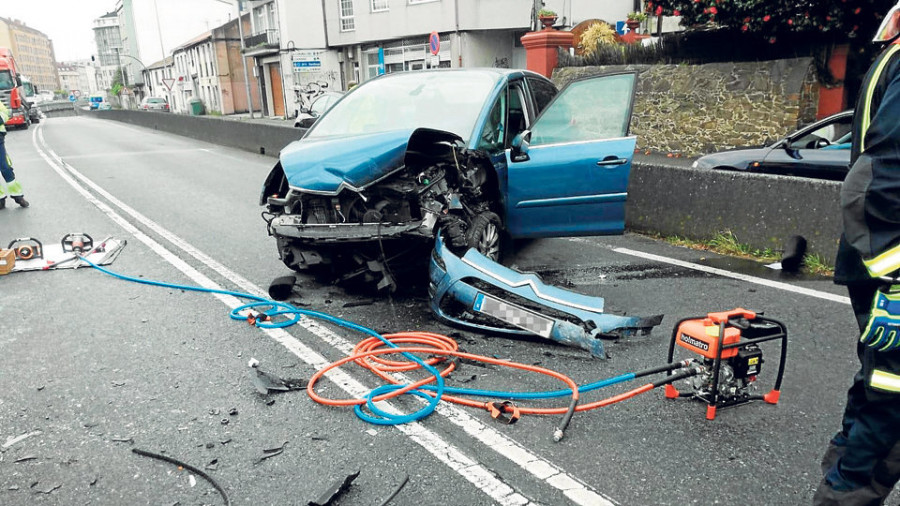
596 157 628 167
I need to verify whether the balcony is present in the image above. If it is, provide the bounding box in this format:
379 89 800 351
243 29 280 57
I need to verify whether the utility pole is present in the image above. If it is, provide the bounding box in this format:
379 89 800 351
211 0 254 118
236 0 254 118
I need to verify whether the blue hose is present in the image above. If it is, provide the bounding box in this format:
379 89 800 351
77 257 647 424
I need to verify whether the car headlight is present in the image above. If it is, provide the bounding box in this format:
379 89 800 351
691 160 699 169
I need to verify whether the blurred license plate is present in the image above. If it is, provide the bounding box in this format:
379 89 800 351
473 293 553 338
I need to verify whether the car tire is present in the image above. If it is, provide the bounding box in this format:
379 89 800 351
466 211 502 262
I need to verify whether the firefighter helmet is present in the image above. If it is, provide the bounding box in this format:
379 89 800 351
874 1 900 42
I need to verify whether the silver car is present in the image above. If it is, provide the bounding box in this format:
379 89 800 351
140 97 170 112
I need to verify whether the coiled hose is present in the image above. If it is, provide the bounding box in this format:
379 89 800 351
78 257 696 440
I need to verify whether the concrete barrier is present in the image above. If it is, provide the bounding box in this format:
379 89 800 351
77 109 301 158
39 101 78 118
77 109 843 262
628 162 841 261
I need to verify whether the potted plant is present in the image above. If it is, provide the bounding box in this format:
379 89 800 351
626 11 647 31
538 8 558 30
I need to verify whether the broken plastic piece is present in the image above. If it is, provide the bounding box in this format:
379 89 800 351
428 233 663 357
249 361 309 395
268 275 298 301
308 470 360 506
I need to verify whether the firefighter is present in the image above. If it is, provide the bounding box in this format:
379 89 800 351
0 99 29 209
816 2 900 504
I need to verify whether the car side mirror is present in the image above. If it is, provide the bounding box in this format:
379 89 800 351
510 130 531 162
298 117 316 129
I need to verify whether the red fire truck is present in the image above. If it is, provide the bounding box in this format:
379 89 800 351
0 48 32 129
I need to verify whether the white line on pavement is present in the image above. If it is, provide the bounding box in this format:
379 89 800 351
567 238 850 306
33 125 614 506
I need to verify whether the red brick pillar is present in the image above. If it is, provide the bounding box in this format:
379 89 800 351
817 43 849 120
520 29 574 78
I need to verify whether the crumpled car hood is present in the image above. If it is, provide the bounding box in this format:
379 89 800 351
279 129 416 194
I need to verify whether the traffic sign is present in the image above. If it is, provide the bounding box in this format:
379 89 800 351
429 31 440 56
68 94 76 102
162 77 175 90
72 90 81 98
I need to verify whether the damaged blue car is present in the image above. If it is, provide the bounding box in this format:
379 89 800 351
260 68 638 291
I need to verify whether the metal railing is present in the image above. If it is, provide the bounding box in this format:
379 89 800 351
244 29 279 49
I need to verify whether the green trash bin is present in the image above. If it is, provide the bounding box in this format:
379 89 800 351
188 98 204 116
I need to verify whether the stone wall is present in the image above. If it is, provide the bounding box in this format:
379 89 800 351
553 58 819 157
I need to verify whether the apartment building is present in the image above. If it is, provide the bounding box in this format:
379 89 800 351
240 0 638 119
93 12 122 92
172 31 218 113
58 61 101 96
0 17 61 92
165 13 262 115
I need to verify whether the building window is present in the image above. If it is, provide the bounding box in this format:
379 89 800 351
371 0 388 11
340 0 355 31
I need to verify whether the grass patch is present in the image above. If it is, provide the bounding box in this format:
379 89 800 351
646 230 834 276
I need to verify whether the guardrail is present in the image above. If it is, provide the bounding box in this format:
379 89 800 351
73 109 843 262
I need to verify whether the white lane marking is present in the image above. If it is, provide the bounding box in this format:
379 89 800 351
34 126 613 506
60 147 215 160
568 238 850 305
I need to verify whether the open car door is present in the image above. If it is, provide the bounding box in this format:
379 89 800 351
505 72 637 238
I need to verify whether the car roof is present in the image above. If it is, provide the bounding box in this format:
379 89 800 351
368 67 550 83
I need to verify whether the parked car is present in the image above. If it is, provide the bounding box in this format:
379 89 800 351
294 91 344 129
98 102 112 110
260 68 638 290
140 96 170 112
691 110 853 181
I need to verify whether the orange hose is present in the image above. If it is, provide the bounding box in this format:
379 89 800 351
308 331 663 418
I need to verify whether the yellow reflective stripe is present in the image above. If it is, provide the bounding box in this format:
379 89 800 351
864 242 900 277
880 330 899 351
871 369 900 392
861 44 900 153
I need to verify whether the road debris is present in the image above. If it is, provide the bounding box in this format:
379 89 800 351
15 455 37 463
131 448 230 506
342 299 376 308
256 441 287 463
31 482 61 494
308 470 359 506
248 358 308 394
2 430 41 449
377 474 409 506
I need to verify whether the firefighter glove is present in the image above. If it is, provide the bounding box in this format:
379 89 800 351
861 285 900 352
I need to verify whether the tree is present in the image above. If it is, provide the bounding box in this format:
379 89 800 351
647 0 895 43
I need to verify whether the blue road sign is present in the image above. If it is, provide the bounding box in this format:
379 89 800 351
68 94 76 102
429 32 440 56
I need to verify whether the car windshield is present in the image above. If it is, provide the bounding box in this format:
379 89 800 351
306 71 498 141
149 98 166 103
0 71 13 90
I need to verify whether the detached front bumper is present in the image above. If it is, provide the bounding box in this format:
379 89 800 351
428 234 662 358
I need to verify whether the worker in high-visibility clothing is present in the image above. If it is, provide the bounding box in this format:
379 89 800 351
816 3 900 504
0 99 29 209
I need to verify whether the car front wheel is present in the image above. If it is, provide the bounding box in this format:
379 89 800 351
466 211 502 262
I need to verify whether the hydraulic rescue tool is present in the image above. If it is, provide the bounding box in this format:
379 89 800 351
7 237 43 261
665 308 787 420
61 233 94 254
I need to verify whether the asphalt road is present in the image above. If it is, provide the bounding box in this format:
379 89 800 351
0 116 879 505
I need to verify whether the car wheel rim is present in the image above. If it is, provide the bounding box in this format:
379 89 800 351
478 222 500 261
